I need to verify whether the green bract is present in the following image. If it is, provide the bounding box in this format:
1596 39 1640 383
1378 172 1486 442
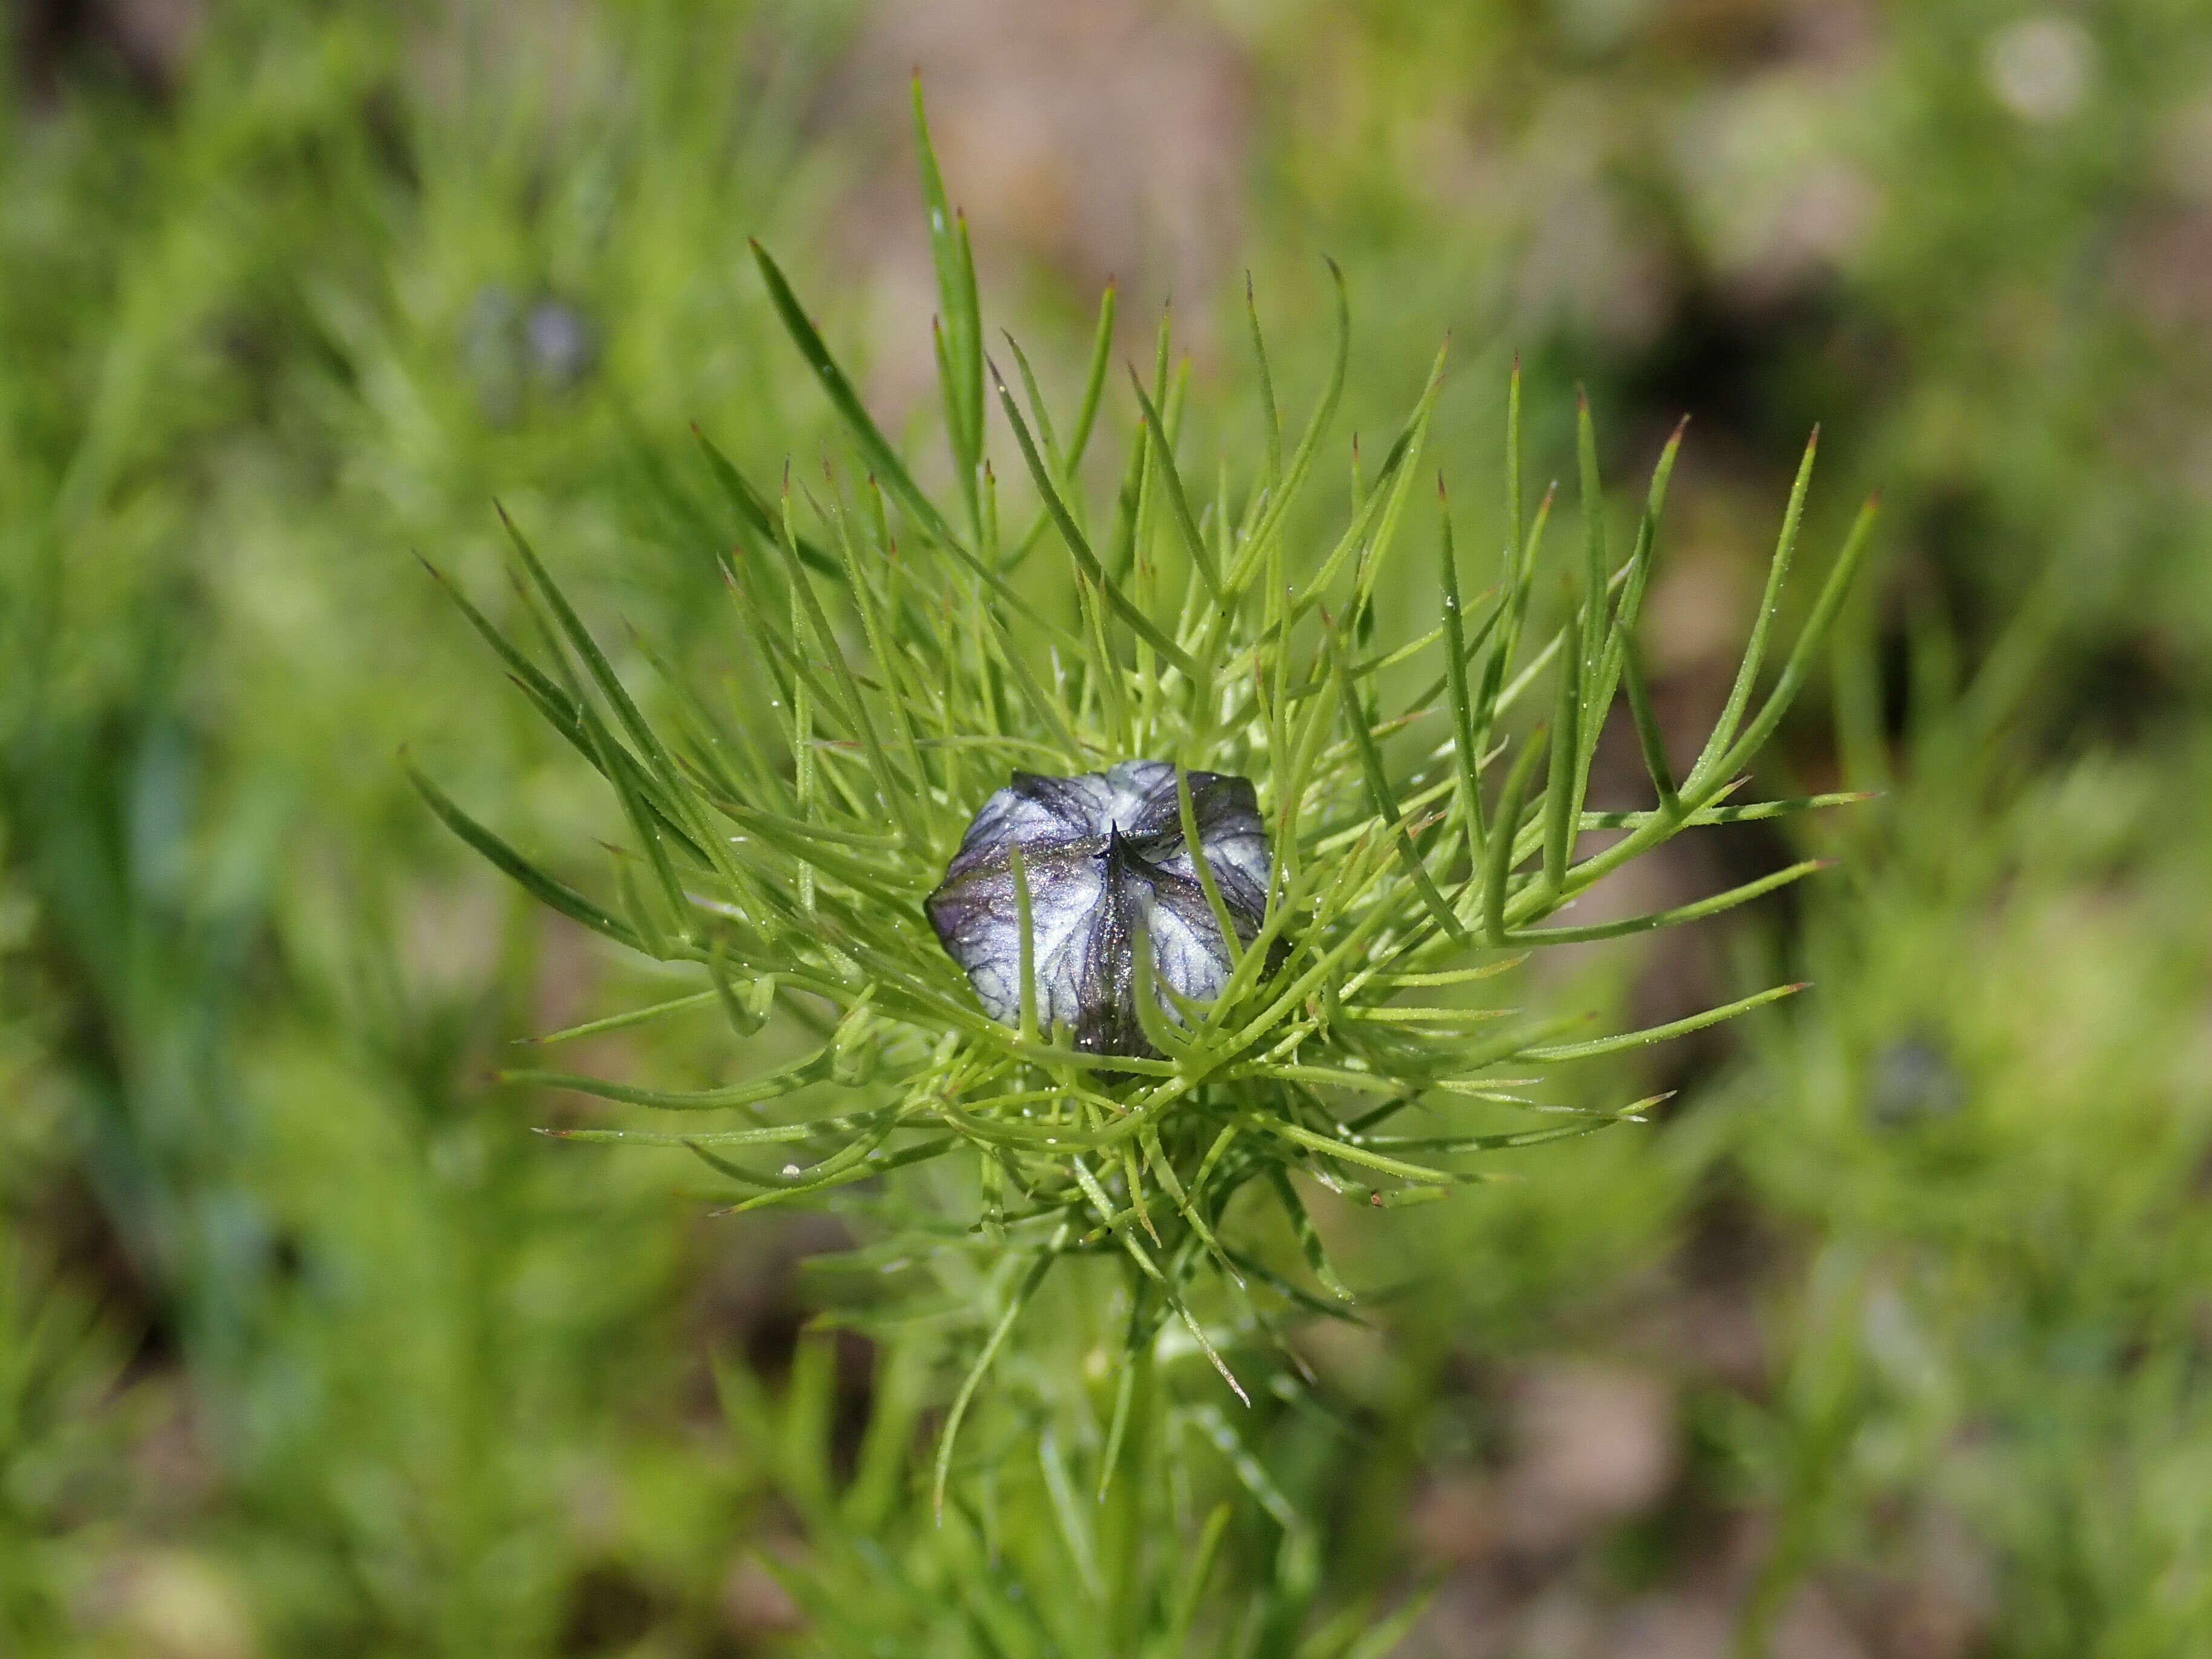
416 86 1874 1508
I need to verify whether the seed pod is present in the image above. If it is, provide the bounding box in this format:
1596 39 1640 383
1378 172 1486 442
926 761 1274 1058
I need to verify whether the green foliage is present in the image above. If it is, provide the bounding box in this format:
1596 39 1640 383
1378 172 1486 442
422 90 1872 1552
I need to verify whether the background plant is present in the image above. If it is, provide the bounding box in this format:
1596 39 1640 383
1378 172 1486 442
5 2 2212 1655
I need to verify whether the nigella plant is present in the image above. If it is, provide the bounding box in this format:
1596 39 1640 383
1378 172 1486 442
414 85 1872 1529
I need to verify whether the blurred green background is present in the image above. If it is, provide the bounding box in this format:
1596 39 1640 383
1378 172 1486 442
5 1 2212 1654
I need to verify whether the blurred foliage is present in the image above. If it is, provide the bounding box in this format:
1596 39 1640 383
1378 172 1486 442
4 0 2212 1655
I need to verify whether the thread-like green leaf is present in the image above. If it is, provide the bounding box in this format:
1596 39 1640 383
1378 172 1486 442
911 79 983 516
1327 629 1468 945
1128 366 1222 598
503 1044 835 1110
752 239 961 550
1067 280 1118 472
1483 729 1546 946
1540 597 1584 896
409 764 641 952
1714 496 1881 780
1520 981 1806 1061
1512 859 1824 944
1620 634 1680 814
1692 426 1819 787
1176 764 1247 976
690 426 840 576
992 359 1200 682
1267 1165 1351 1300
1435 486 1483 857
1575 389 1608 689
1579 791 1870 830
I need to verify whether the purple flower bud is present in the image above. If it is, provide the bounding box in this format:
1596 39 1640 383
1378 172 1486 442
926 761 1274 1058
